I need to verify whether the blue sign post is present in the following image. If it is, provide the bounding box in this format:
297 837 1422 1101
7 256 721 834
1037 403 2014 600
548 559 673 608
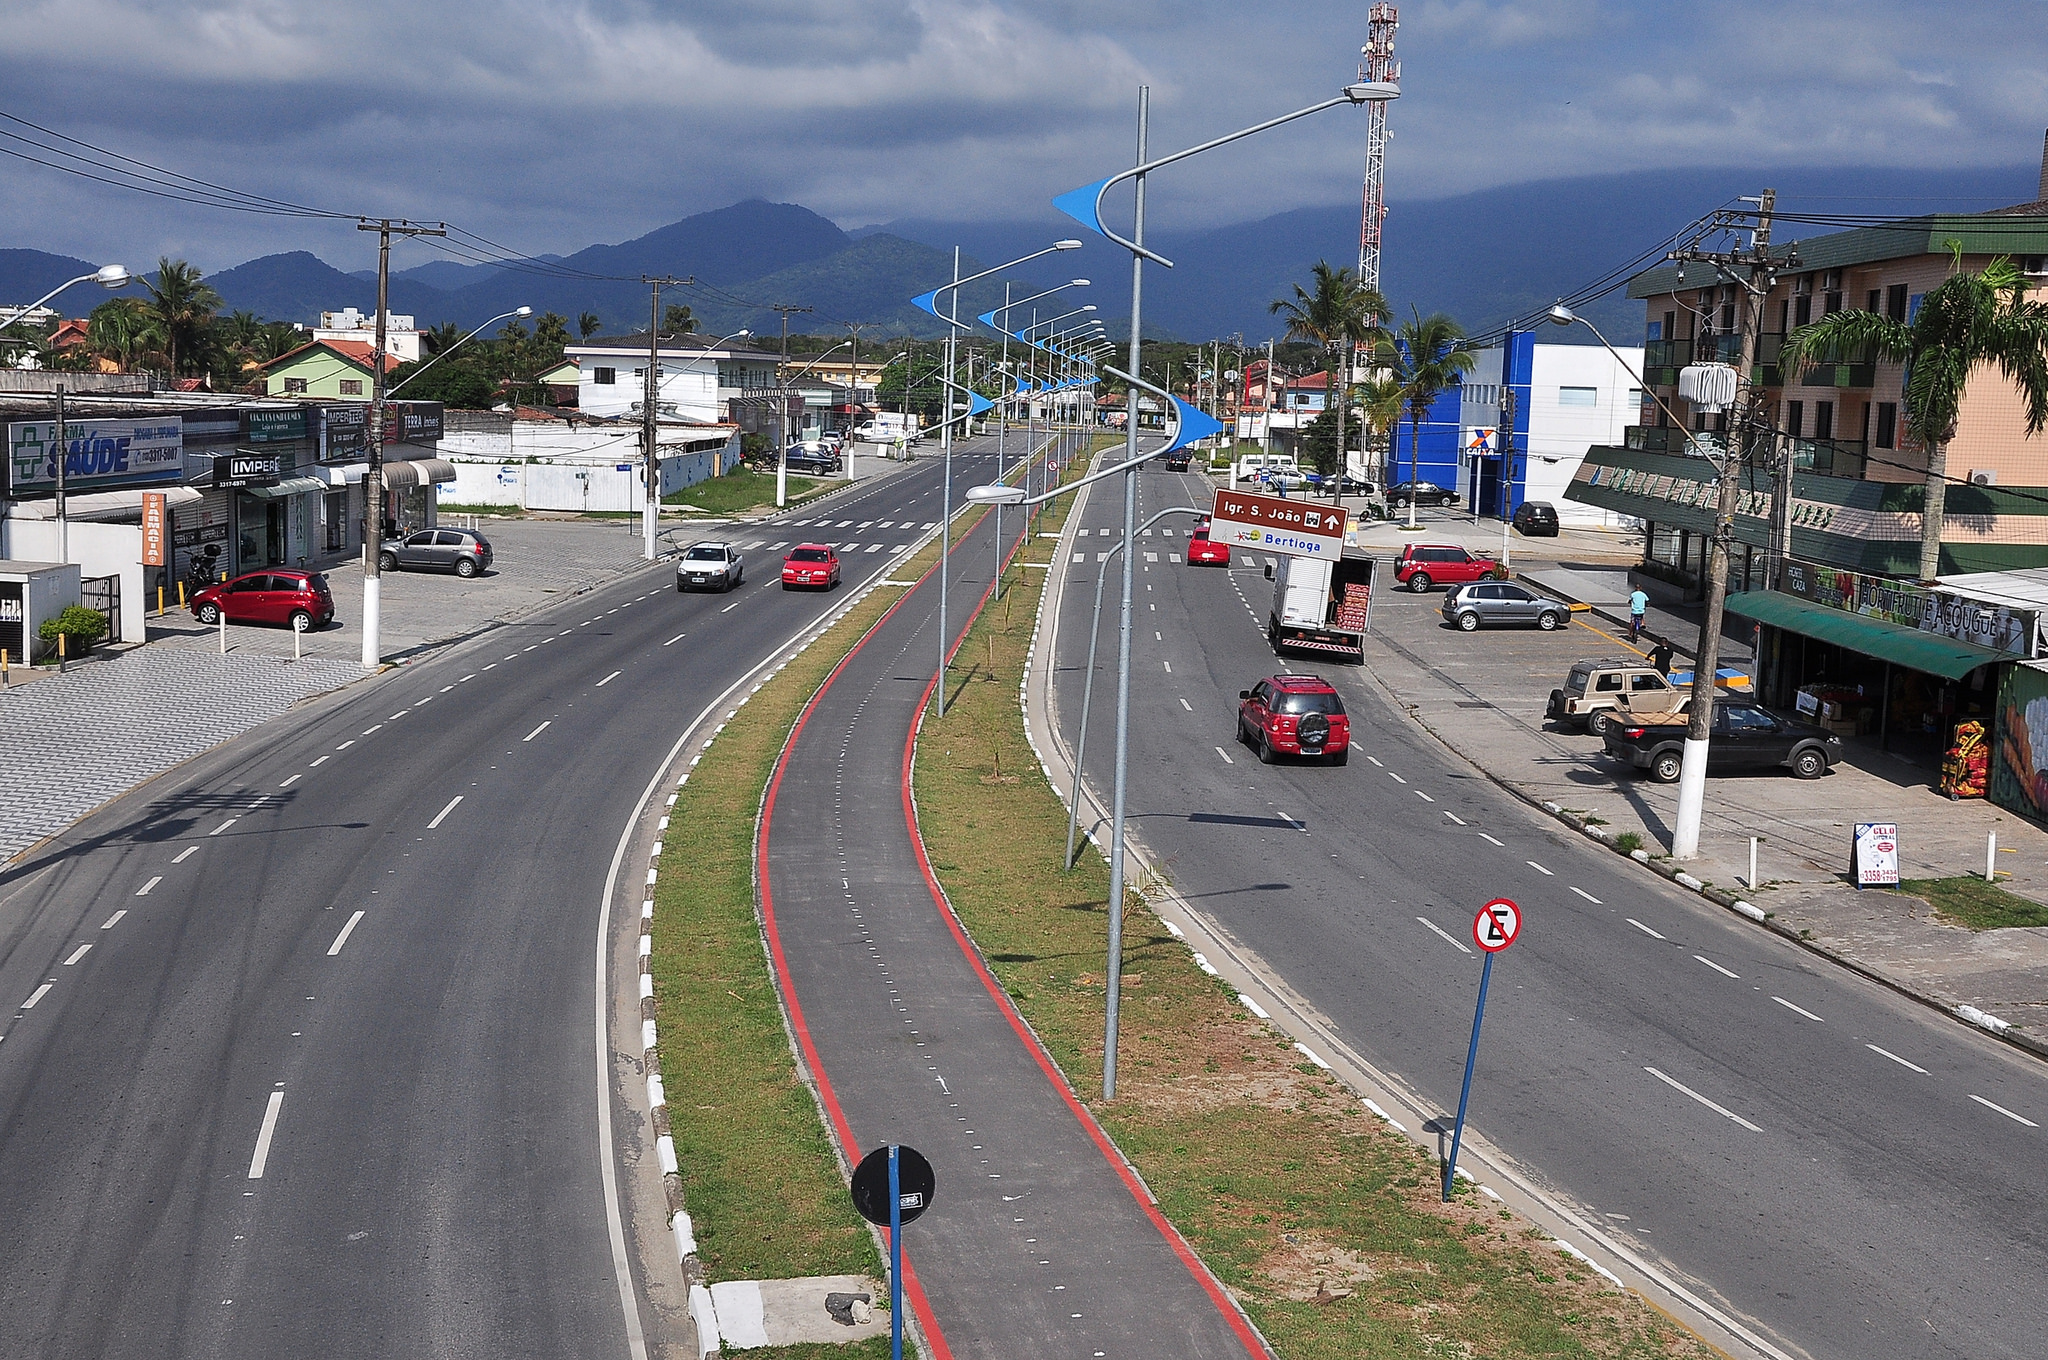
887 1147 902 1360
1444 898 1520 1200
850 1143 934 1360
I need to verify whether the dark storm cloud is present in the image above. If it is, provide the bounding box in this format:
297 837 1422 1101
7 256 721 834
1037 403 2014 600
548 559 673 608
0 0 2041 272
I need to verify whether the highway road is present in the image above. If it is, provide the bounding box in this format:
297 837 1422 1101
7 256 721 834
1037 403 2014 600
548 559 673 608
1047 462 2048 1360
0 436 1012 1360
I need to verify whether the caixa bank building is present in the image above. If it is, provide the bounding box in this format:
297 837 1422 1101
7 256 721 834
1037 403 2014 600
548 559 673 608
0 372 448 650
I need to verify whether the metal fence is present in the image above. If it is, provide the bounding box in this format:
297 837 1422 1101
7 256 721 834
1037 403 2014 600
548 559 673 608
81 574 120 644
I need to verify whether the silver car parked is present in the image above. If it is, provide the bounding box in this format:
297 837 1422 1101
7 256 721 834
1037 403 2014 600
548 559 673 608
1441 580 1571 631
677 542 743 593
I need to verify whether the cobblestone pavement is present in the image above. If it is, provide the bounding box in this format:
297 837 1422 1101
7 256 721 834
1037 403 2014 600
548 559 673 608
0 650 363 863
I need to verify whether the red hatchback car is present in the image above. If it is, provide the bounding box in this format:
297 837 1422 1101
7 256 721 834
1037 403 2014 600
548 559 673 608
191 569 336 631
1187 527 1230 566
1237 674 1351 765
781 543 841 589
1393 543 1498 593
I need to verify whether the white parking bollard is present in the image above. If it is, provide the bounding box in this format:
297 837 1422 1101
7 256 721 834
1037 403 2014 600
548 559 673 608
1987 831 1998 883
1750 836 1760 891
218 607 227 655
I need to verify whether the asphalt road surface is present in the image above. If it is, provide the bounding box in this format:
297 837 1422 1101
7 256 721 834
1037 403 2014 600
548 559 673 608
1049 463 2048 1360
0 435 1013 1360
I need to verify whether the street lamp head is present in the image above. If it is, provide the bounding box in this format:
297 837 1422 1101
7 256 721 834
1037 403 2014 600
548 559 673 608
966 483 1027 505
1547 303 1577 326
1081 304 1098 312
514 305 534 317
94 264 131 288
1070 278 1090 287
1344 81 1400 103
1054 239 1084 251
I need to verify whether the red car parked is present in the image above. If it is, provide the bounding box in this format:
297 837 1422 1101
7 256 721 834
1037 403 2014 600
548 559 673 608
1187 527 1231 566
1237 674 1351 765
781 543 841 589
191 569 335 632
1393 542 1497 593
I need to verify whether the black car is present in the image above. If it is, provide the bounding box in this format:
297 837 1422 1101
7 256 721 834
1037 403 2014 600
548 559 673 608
1512 500 1560 536
783 446 841 475
378 527 493 577
1386 481 1459 508
1603 701 1842 782
1159 451 1192 471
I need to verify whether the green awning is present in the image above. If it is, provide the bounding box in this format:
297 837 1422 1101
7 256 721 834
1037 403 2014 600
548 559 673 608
1726 590 2012 680
242 476 324 500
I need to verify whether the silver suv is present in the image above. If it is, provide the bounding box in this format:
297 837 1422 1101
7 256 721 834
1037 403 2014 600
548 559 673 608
677 542 743 593
1547 658 1683 737
378 528 493 578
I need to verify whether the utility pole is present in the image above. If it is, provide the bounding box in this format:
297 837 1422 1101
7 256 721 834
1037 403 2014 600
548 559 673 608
1663 188 1776 860
772 303 813 509
641 275 687 560
358 217 446 669
844 320 869 445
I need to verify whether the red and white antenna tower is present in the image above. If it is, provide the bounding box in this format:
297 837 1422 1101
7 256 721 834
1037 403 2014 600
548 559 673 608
1357 4 1399 292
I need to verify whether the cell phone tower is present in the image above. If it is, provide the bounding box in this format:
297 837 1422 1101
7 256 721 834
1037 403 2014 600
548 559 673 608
1356 4 1399 292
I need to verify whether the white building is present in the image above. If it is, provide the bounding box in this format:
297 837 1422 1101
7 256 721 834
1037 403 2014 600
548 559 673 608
564 333 782 423
314 308 422 364
1458 340 1643 528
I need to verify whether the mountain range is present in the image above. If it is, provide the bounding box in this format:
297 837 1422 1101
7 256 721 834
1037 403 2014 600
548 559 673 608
3 161 2037 350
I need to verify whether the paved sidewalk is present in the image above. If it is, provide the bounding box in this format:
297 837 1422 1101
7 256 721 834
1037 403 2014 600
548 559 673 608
1356 586 2048 1039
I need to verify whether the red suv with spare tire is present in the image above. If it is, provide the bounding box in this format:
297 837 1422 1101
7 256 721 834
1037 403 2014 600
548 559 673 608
1393 543 1497 593
1237 674 1351 765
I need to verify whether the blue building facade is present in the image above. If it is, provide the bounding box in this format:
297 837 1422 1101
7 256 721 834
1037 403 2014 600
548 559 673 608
1379 330 1532 518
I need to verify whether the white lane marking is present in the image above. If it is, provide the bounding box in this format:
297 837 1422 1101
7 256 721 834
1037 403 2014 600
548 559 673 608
1644 1066 1762 1132
62 944 91 966
1572 886 1604 904
101 909 126 929
1155 631 1162 641
597 670 622 687
1626 917 1666 939
664 633 687 646
1867 1043 1928 1074
721 601 741 613
1386 771 1407 784
1479 832 1504 847
459 674 476 683
336 740 354 750
1279 813 1307 833
1417 916 1473 954
21 983 53 1009
1694 954 1740 979
483 663 497 671
1178 698 1192 711
1367 756 1384 767
1416 790 1435 802
278 774 301 789
327 909 366 956
1214 746 1234 764
136 876 162 896
523 721 551 742
1238 994 1271 1019
310 756 329 767
1162 660 1171 672
525 644 538 652
247 1090 286 1178
1527 860 1554 876
362 724 383 735
1968 1093 2038 1127
427 796 464 830
173 846 198 863
208 818 237 836
390 711 409 720
1772 996 1826 1023
1443 811 1466 825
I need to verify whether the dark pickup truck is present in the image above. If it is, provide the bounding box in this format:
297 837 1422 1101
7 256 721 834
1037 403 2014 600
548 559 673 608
1602 700 1842 783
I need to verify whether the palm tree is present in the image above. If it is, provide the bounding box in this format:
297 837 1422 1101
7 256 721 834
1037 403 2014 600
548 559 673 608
1270 262 1389 494
1780 248 2048 579
87 297 158 372
1354 373 1405 488
578 311 603 340
1375 310 1477 527
140 257 223 376
422 321 467 356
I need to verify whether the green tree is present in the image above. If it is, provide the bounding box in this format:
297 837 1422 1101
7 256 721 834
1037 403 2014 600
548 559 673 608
391 357 496 409
140 257 223 376
1269 262 1389 492
662 302 696 334
578 311 603 339
1354 373 1405 486
422 321 467 356
1781 247 2048 578
1375 310 1476 525
86 296 158 371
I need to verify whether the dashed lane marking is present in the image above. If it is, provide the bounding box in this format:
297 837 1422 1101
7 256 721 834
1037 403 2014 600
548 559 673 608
327 909 366 957
173 846 198 863
247 1091 286 1178
1694 955 1741 979
1626 917 1664 938
1867 1044 1928 1073
1418 916 1473 954
1644 1066 1762 1132
523 721 551 742
62 944 90 966
136 876 161 896
1214 747 1235 764
100 910 125 930
1772 996 1825 1023
427 796 464 830
1479 832 1504 847
1968 1094 2038 1127
597 670 622 687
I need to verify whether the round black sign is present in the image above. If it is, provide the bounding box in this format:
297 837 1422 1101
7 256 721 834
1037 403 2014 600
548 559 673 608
851 1144 935 1227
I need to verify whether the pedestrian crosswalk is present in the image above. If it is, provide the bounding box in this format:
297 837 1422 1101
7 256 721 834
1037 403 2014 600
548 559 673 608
729 523 933 556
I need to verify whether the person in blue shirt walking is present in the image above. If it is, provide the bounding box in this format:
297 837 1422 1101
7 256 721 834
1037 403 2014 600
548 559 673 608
1628 587 1649 642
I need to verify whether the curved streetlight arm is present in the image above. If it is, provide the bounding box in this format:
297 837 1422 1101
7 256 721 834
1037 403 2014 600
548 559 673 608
914 241 1083 325
783 338 853 382
1056 84 1394 267
1021 305 1097 342
980 279 1089 330
388 306 532 397
967 426 1179 508
0 265 132 334
1548 304 1722 470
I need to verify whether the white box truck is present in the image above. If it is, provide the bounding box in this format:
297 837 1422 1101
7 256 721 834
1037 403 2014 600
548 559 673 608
1265 552 1375 662
854 412 921 445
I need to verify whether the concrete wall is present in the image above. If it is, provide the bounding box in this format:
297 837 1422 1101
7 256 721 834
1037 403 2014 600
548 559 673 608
0 519 145 643
439 432 742 512
1525 344 1642 528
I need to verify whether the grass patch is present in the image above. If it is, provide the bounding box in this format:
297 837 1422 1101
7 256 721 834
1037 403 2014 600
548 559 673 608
666 468 820 515
1612 831 1645 855
1893 876 2048 931
910 491 1713 1358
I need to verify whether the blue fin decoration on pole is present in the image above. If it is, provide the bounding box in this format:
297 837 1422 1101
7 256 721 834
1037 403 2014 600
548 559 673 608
967 391 994 417
976 309 999 328
1163 395 1223 454
1052 177 1114 237
912 290 943 319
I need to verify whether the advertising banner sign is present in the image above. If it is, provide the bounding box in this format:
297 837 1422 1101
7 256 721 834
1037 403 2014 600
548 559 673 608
7 417 185 495
244 408 307 443
1209 489 1345 562
1777 558 2033 656
142 491 167 567
321 403 368 461
213 453 283 489
1852 822 1902 887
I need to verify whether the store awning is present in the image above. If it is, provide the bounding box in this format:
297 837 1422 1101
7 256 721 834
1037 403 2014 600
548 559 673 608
2 485 200 521
312 463 367 486
1727 590 2013 680
381 458 457 490
242 476 325 501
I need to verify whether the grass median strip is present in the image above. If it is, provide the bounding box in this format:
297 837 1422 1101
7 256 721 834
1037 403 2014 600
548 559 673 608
910 492 1716 1358
1893 875 2048 931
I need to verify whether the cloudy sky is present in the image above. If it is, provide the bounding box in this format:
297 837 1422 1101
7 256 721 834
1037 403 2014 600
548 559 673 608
2 0 2044 274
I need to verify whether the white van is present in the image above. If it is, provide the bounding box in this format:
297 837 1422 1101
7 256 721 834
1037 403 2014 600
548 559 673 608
1234 452 1300 482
